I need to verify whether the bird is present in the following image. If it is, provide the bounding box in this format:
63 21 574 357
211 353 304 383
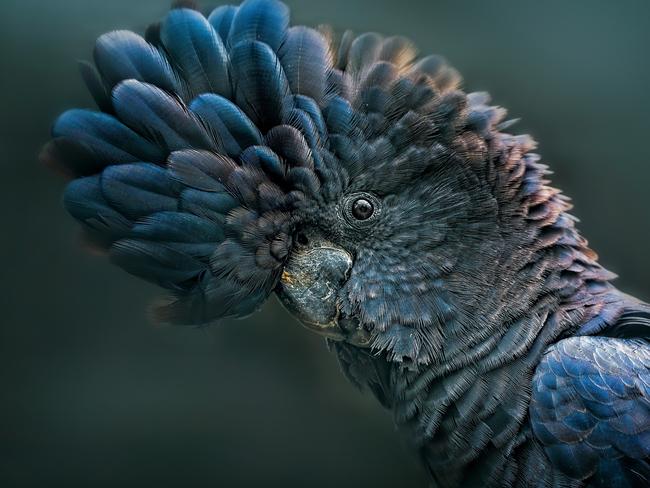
41 0 650 486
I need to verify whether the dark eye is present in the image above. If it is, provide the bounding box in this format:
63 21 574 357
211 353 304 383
351 198 374 220
343 192 381 226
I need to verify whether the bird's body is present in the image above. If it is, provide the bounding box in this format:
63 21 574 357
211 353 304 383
42 0 650 486
336 294 650 487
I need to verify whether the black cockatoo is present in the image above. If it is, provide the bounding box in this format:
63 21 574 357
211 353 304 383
42 0 650 486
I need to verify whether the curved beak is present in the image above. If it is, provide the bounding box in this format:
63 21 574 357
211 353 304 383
276 240 352 340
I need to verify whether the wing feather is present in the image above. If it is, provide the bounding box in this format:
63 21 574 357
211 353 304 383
531 335 650 486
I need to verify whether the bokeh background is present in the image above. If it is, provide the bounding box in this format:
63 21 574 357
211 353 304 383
1 0 649 486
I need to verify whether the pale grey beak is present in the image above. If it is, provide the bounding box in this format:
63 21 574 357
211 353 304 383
276 237 352 340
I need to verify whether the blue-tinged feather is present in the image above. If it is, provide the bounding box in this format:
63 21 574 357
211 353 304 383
281 109 326 178
323 96 354 135
360 61 398 92
264 125 313 169
229 40 292 130
225 168 265 208
63 176 131 238
78 61 112 113
561 353 594 378
582 399 618 420
228 0 289 52
532 336 650 485
278 26 331 104
110 239 206 288
131 211 224 244
546 442 600 480
167 149 238 193
160 8 231 98
101 163 180 219
293 95 328 142
210 239 272 283
287 167 320 196
346 32 383 77
180 188 238 223
600 369 630 398
239 146 286 182
154 270 269 324
112 80 215 153
207 5 238 41
189 93 262 156
574 374 613 404
256 182 288 213
326 68 352 99
563 410 597 433
335 30 354 70
53 109 165 164
409 54 445 82
94 31 179 95
284 108 321 154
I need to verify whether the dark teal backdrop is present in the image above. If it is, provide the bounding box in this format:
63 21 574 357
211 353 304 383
1 1 649 486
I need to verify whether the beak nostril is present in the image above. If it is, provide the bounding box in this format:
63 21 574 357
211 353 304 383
295 231 309 247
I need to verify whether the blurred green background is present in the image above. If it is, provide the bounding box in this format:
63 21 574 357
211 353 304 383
1 0 649 486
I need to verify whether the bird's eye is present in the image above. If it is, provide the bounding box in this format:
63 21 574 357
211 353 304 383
342 192 381 226
351 198 374 220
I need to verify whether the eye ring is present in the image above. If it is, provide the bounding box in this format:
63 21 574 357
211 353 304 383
342 192 381 226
